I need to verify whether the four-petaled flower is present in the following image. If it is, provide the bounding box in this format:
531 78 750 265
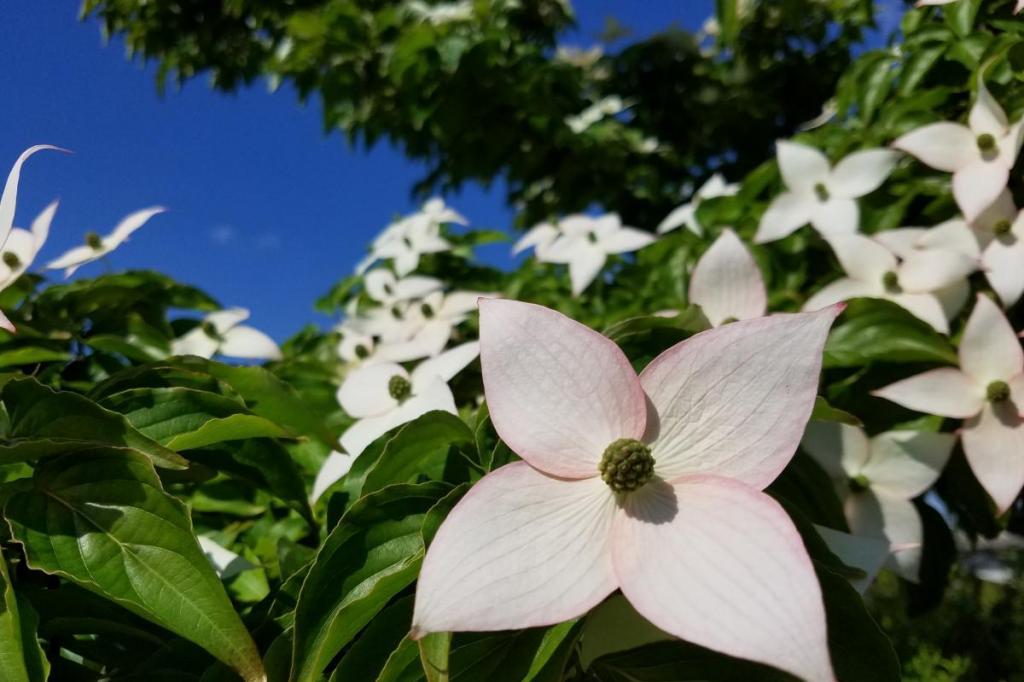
755 141 899 243
893 78 1024 221
802 421 955 582
688 228 767 326
0 200 57 293
543 213 656 296
46 206 166 277
412 299 842 682
172 307 281 361
656 173 740 236
874 294 1024 513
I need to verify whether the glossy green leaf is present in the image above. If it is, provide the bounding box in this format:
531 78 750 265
361 411 474 496
0 546 49 682
4 449 265 682
823 298 958 368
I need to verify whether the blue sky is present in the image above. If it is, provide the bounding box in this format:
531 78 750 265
1 1 710 340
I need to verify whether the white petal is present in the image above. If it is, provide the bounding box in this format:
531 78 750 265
640 307 841 488
916 218 981 257
337 362 404 418
411 340 479 387
893 122 978 172
106 206 166 247
375 321 452 362
846 492 924 582
826 149 900 199
962 400 1024 513
197 536 255 580
614 476 834 682
339 378 456 456
983 236 1024 307
828 233 897 282
219 325 282 361
755 192 814 243
862 430 956 498
479 299 646 478
801 421 872 481
171 328 220 359
656 203 698 235
969 78 1009 137
873 228 928 258
959 294 1023 384
310 451 355 503
45 244 97 275
886 292 951 334
363 269 398 303
598 227 656 254
777 140 831 192
0 309 14 333
513 223 560 255
207 307 250 335
802 277 877 312
897 249 977 293
873 368 984 418
953 160 1009 222
810 197 859 236
688 229 766 326
412 462 617 635
814 526 889 594
0 145 63 248
568 246 608 296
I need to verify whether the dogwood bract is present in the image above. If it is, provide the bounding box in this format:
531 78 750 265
47 206 166 277
656 173 740 235
755 141 898 243
874 294 1024 513
412 299 842 682
543 213 656 295
802 422 955 582
171 307 281 361
688 228 766 326
893 78 1024 221
0 200 56 292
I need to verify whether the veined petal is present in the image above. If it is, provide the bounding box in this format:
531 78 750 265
0 145 64 248
846 491 924 582
862 431 956 498
613 475 834 682
826 149 900 199
953 161 1009 222
969 78 1009 137
959 294 1023 385
219 325 282 361
688 229 767 326
411 340 479 387
810 197 859 236
339 378 456 456
803 277 877 312
755 192 814 243
412 462 617 636
777 140 831 192
479 299 646 478
170 328 219 359
336 362 404 418
893 122 977 172
310 451 355 503
641 307 841 488
872 368 983 418
801 421 871 482
567 245 608 296
962 400 1024 513
983 236 1024 307
598 227 656 254
886 292 951 334
897 249 977 293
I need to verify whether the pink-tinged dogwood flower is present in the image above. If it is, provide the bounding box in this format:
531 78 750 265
893 78 1024 221
874 295 1024 513
803 422 955 582
803 232 975 333
689 228 767 326
543 214 656 296
0 145 64 331
337 341 479 456
47 206 166 277
755 141 898 243
172 307 281 361
657 174 740 235
412 299 842 682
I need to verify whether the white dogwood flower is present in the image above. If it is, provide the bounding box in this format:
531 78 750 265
755 141 899 243
512 221 560 258
657 174 740 235
688 229 766 326
543 214 656 296
172 308 281 361
0 200 56 291
47 206 166 278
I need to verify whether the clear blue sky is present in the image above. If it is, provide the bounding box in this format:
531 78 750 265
1 1 711 340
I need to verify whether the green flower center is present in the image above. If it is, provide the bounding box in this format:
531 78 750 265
814 183 830 202
388 375 412 401
993 219 1013 236
587 232 599 244
391 306 403 319
599 438 656 493
976 133 997 152
421 302 434 318
987 380 1011 402
848 474 870 493
882 270 900 292
2 251 20 268
201 321 221 340
85 231 103 250
354 344 370 359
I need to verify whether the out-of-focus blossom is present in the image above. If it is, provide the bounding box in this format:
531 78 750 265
803 421 955 581
47 207 165 278
657 174 740 235
815 526 890 594
543 213 656 296
555 45 604 69
893 78 1024 220
565 96 629 134
512 221 560 258
337 341 479 456
918 0 1024 13
755 141 899 243
172 307 282 361
874 295 1024 513
412 299 841 682
688 228 766 326
310 450 356 503
406 0 474 24
0 200 57 291
803 232 976 333
364 268 442 306
197 536 255 580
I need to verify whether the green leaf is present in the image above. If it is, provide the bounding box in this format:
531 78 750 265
0 346 70 369
589 640 794 681
0 546 49 682
0 378 187 469
4 448 265 682
329 596 416 682
361 411 474 496
810 396 863 427
418 632 451 682
823 298 958 368
99 386 293 450
291 481 453 682
945 0 981 37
